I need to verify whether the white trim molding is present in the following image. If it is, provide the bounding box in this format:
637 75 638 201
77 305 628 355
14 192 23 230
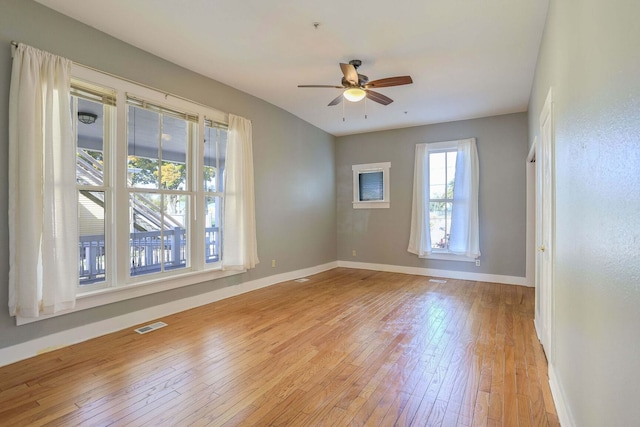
549 363 576 427
0 261 338 368
352 162 390 209
338 260 529 286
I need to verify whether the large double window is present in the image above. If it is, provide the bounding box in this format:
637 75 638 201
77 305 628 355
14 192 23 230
9 44 257 322
72 67 228 293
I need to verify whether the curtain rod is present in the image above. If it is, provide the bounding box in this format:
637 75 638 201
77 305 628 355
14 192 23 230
9 40 233 124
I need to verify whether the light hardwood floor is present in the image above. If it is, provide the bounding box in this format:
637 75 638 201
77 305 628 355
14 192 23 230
0 268 558 426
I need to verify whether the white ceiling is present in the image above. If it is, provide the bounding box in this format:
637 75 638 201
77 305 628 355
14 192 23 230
36 0 549 137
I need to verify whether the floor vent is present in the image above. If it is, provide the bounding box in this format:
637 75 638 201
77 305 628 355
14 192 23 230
294 278 310 283
429 279 447 284
134 321 168 334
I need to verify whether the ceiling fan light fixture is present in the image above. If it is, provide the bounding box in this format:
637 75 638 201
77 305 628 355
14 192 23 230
78 112 98 125
343 88 366 102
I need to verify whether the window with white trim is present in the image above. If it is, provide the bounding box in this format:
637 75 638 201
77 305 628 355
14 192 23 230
408 138 480 262
428 147 457 250
72 67 229 294
352 162 390 209
73 80 115 287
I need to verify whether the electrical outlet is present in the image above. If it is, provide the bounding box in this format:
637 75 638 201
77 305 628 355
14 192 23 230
475 259 481 267
271 259 276 268
352 249 357 257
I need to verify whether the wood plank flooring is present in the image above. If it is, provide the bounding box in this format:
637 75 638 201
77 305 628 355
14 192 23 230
0 268 558 426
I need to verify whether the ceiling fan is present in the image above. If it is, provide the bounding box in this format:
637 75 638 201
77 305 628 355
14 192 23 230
298 59 413 106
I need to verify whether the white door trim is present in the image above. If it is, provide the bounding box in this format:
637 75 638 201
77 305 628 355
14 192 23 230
526 139 537 288
537 87 555 361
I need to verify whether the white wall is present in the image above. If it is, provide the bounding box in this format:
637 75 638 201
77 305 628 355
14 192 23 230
528 0 640 425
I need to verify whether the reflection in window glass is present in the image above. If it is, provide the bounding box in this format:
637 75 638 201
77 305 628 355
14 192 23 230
163 194 188 271
130 193 161 276
429 150 457 250
204 122 226 265
128 106 160 189
78 191 106 285
205 196 222 264
76 98 105 186
160 115 187 190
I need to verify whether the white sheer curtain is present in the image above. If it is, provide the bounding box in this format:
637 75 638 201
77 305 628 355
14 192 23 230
9 44 77 317
408 143 432 257
222 114 259 270
449 138 481 258
408 138 480 259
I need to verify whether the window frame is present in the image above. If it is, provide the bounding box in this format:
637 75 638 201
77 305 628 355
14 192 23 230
125 97 197 280
423 140 476 262
352 162 390 209
17 64 242 326
74 66 230 288
72 82 115 292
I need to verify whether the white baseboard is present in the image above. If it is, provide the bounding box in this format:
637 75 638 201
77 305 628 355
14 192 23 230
0 260 528 368
337 260 529 286
0 261 338 368
534 317 543 342
549 363 575 427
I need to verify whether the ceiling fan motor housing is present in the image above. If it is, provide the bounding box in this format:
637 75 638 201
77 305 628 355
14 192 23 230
341 74 369 87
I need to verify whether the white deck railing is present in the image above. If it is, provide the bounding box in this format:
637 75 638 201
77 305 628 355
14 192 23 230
79 227 220 285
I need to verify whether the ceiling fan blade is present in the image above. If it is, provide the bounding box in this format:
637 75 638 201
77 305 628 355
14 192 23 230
366 90 393 105
298 85 344 88
328 94 344 106
365 76 413 88
340 63 359 85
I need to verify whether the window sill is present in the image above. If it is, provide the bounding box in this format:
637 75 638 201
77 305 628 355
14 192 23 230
420 252 477 262
16 268 243 326
353 201 390 209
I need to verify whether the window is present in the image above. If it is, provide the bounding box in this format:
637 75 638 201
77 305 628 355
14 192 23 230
352 162 390 209
428 149 457 250
203 120 226 264
408 139 480 261
73 80 115 287
127 97 195 277
10 44 256 323
71 65 233 294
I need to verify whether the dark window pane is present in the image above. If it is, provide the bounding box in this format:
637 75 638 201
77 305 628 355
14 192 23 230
359 171 384 201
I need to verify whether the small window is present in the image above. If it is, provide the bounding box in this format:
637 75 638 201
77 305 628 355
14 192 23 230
352 162 390 209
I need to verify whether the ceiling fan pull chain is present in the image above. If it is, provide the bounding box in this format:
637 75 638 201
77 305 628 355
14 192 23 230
342 100 345 122
365 98 368 119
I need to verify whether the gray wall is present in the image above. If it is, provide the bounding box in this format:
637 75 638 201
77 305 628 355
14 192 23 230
0 0 336 349
336 113 528 278
528 0 640 425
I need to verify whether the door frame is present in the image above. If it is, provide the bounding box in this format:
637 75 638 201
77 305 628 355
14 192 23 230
526 139 536 289
536 87 555 361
